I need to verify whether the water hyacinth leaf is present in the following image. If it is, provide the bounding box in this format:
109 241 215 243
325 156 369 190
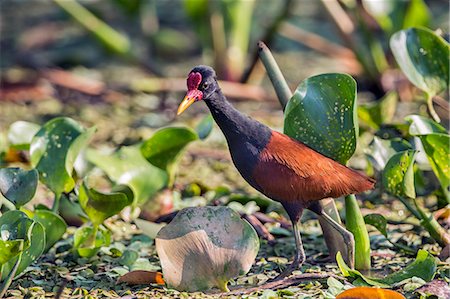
336 286 406 299
141 127 198 183
78 181 132 226
336 252 388 287
0 168 38 208
284 73 357 164
7 121 40 150
390 27 449 96
196 114 214 140
366 137 412 171
406 115 447 135
364 214 387 238
382 150 417 199
73 226 111 258
117 270 165 285
30 117 95 198
33 210 67 252
358 92 398 129
86 146 167 205
0 239 23 265
156 206 259 292
0 211 45 280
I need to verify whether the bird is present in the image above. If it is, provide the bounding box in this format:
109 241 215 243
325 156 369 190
177 65 375 279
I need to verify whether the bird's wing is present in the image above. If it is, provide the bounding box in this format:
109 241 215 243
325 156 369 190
252 131 375 204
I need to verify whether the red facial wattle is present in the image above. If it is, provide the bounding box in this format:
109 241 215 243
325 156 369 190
177 72 204 115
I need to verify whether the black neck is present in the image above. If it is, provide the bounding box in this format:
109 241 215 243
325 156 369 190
204 89 272 148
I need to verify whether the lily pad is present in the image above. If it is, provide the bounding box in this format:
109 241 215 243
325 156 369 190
78 181 132 226
390 27 449 96
30 117 95 198
0 168 38 208
155 206 259 292
7 121 40 150
382 150 417 199
87 146 167 206
284 73 357 164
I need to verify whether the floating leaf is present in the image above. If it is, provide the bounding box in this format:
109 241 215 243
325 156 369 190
284 73 357 164
366 137 412 171
30 117 95 198
0 211 45 280
336 286 406 299
382 150 417 199
156 206 259 292
358 92 398 129
337 249 437 287
196 114 214 140
87 146 167 206
7 121 40 150
78 181 132 226
73 226 111 258
364 214 388 238
117 270 164 285
0 168 38 208
141 127 197 186
32 210 67 252
390 27 449 96
406 115 450 189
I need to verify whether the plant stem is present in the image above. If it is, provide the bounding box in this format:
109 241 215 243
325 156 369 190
217 278 230 292
257 41 291 109
52 193 61 213
0 253 22 298
426 93 441 123
413 199 450 246
345 194 371 270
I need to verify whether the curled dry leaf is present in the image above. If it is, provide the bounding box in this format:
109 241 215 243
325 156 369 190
336 287 406 299
117 270 164 285
155 206 259 292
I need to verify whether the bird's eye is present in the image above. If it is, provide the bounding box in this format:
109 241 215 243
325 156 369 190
202 83 208 89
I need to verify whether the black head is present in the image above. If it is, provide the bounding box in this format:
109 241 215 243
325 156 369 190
177 65 219 115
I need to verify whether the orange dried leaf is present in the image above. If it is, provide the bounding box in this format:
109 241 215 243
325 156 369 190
336 287 406 299
117 270 165 285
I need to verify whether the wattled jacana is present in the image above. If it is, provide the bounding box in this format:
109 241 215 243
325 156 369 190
177 65 375 279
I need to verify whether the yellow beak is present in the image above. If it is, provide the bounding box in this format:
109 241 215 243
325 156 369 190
177 90 202 115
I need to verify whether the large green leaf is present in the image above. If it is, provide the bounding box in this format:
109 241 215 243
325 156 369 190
33 210 67 252
7 121 40 150
78 181 132 226
406 115 450 189
141 127 198 171
284 73 358 164
0 211 45 280
87 146 167 205
0 168 38 208
366 137 412 171
73 226 111 258
30 117 95 198
390 27 449 96
382 150 417 199
337 249 437 287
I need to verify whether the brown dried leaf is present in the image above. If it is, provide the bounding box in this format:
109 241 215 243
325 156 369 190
117 270 164 285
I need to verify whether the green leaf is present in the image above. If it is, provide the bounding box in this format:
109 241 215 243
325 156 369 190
0 168 38 208
141 127 198 172
118 249 139 268
382 150 417 199
366 137 412 171
78 181 132 226
30 117 95 198
284 73 358 164
358 92 398 129
0 211 45 280
32 210 67 252
364 214 388 238
73 226 111 258
406 115 450 189
0 239 23 265
86 146 167 206
337 249 437 287
390 27 449 96
7 121 40 150
195 114 214 140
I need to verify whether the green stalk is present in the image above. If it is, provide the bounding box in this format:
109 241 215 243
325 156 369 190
414 200 450 246
53 0 130 55
345 194 371 270
0 253 22 298
426 93 441 123
52 194 61 213
257 41 349 263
